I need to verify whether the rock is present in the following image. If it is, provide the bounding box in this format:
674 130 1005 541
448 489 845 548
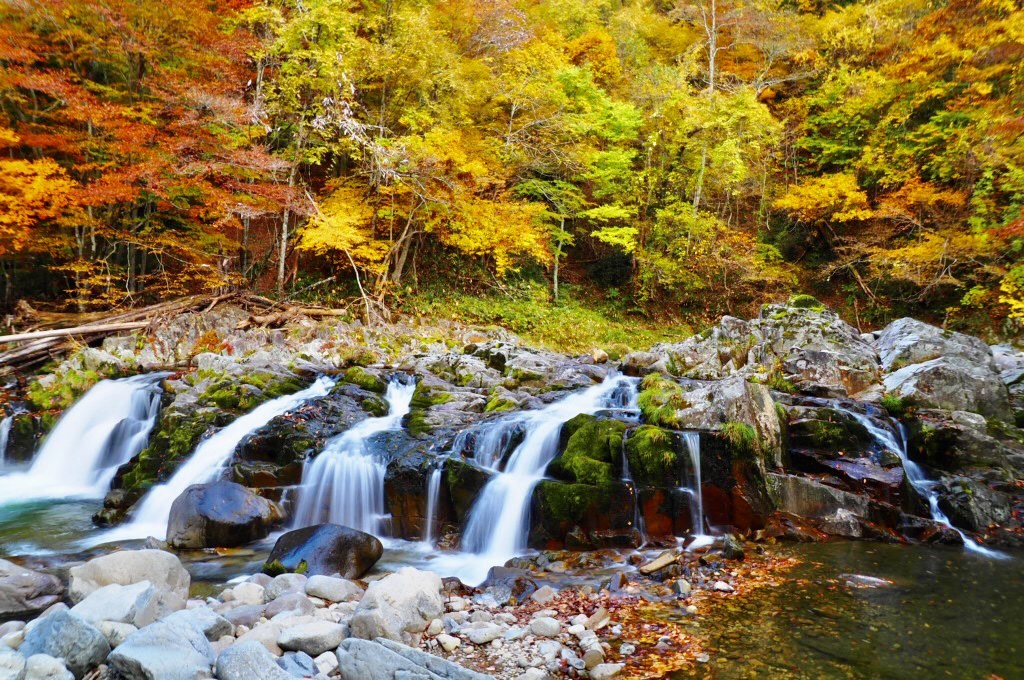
221 605 266 628
426 619 444 636
277 651 317 677
638 551 677 575
720 534 745 560
235 622 283 656
313 651 338 676
875 318 994 373
437 634 460 652
465 623 503 645
529 617 560 638
96 622 138 648
592 349 609 364
713 581 734 593
18 610 110 679
0 560 63 620
70 582 160 629
265 574 308 602
265 593 315 619
936 478 1011 532
582 647 605 670
517 670 548 680
304 576 361 603
884 358 1010 419
480 567 538 606
215 641 292 680
277 622 347 657
529 586 556 605
766 473 870 536
167 481 282 549
590 663 624 680
68 550 189 617
349 567 443 646
672 579 692 596
226 582 266 607
335 637 490 680
160 606 233 642
0 651 26 680
106 616 215 680
584 608 609 631
23 654 73 680
263 524 382 579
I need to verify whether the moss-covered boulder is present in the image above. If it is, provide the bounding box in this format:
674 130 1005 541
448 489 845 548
529 480 637 549
342 366 387 393
547 415 627 486
624 425 682 488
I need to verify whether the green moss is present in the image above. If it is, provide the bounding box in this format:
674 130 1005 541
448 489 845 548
361 395 389 417
485 395 517 413
26 369 102 411
262 559 287 577
337 345 378 368
120 409 218 493
624 425 678 486
505 366 545 383
549 417 626 486
721 421 758 460
636 373 690 428
537 480 607 524
881 394 909 418
405 382 454 436
788 294 826 311
343 366 386 393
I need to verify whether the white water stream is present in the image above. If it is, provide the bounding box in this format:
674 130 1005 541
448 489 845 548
0 414 13 466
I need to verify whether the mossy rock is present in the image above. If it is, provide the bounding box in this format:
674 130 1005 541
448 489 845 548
26 369 103 411
789 410 873 452
118 408 218 493
343 366 386 393
535 480 609 526
624 425 681 487
404 383 453 436
361 395 389 417
445 458 493 523
721 421 758 461
787 294 826 311
636 374 689 428
548 417 627 486
485 395 517 413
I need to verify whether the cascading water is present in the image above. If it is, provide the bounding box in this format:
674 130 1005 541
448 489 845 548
422 465 442 545
454 374 636 582
100 376 334 542
620 434 648 546
0 414 13 466
291 378 416 535
0 374 164 502
681 431 708 539
833 403 1006 559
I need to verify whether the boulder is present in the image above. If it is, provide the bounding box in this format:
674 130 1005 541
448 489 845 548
264 574 307 602
18 610 110 679
263 524 382 579
0 560 63 620
70 581 161 629
277 621 347 656
23 654 73 680
874 318 995 372
96 621 137 648
160 606 233 642
883 358 1010 419
304 575 362 603
106 616 215 680
936 478 1011 533
0 651 26 680
334 638 490 680
68 550 189 617
167 481 282 549
264 593 314 619
349 567 444 645
215 641 293 680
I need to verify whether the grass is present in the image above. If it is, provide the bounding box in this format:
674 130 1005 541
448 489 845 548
400 281 688 354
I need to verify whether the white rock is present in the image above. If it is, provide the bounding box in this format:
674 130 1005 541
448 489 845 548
590 663 624 679
236 622 283 656
70 581 161 628
517 669 549 680
278 621 348 656
464 623 503 645
582 647 605 669
304 575 361 603
313 651 339 676
96 621 138 648
426 619 444 636
265 574 307 601
68 550 189 616
0 651 26 679
24 653 73 680
529 617 560 638
529 586 556 605
230 583 267 606
348 568 443 646
713 581 734 593
437 633 461 652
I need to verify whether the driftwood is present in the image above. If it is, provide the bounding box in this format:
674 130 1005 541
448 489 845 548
0 292 358 374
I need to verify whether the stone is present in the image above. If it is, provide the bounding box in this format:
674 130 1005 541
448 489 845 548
221 604 266 628
68 550 189 617
673 579 692 596
0 651 26 680
215 641 292 680
278 622 347 657
517 670 548 680
70 581 160 629
349 567 444 646
0 560 63 620
18 610 110 679
23 654 73 680
590 663 624 680
426 619 444 636
883 358 1010 419
263 524 383 579
277 651 317 678
96 621 138 648
437 634 460 652
106 616 215 680
874 318 994 372
236 622 283 656
480 567 538 606
638 551 677 575
465 623 503 645
265 593 315 620
529 586 556 605
304 576 361 603
167 481 282 549
582 647 605 670
529 617 560 638
265 574 308 601
313 651 338 676
713 581 734 593
227 583 266 607
160 606 233 642
335 638 490 680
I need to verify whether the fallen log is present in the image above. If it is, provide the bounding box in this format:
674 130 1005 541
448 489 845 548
0 321 151 345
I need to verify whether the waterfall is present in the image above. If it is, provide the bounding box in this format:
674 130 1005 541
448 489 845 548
102 376 334 542
834 404 1006 559
291 378 416 535
457 374 635 577
681 431 707 538
0 374 164 503
0 414 13 466
620 432 648 546
422 466 442 545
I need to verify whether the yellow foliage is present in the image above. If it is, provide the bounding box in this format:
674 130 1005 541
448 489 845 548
774 173 873 224
298 187 389 272
0 138 77 256
437 195 551 275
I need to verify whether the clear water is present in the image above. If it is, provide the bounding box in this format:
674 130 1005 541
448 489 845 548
291 378 416 534
422 466 442 545
681 541 1024 679
0 414 12 465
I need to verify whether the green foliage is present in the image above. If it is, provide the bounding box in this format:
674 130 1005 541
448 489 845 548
880 394 909 419
624 425 678 487
26 370 102 411
549 417 627 487
721 421 758 461
637 374 690 428
788 295 826 311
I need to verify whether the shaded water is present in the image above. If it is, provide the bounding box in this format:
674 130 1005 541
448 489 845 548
677 542 1023 679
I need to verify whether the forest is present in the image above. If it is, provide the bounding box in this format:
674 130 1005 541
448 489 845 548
1 0 1022 338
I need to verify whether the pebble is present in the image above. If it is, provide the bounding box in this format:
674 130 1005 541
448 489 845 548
447 597 468 612
517 669 548 680
437 634 461 652
313 651 339 675
590 662 625 679
570 614 588 626
619 643 636 656
529 617 560 638
465 623 503 645
530 586 556 605
427 619 444 636
583 646 605 669
713 581 734 593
